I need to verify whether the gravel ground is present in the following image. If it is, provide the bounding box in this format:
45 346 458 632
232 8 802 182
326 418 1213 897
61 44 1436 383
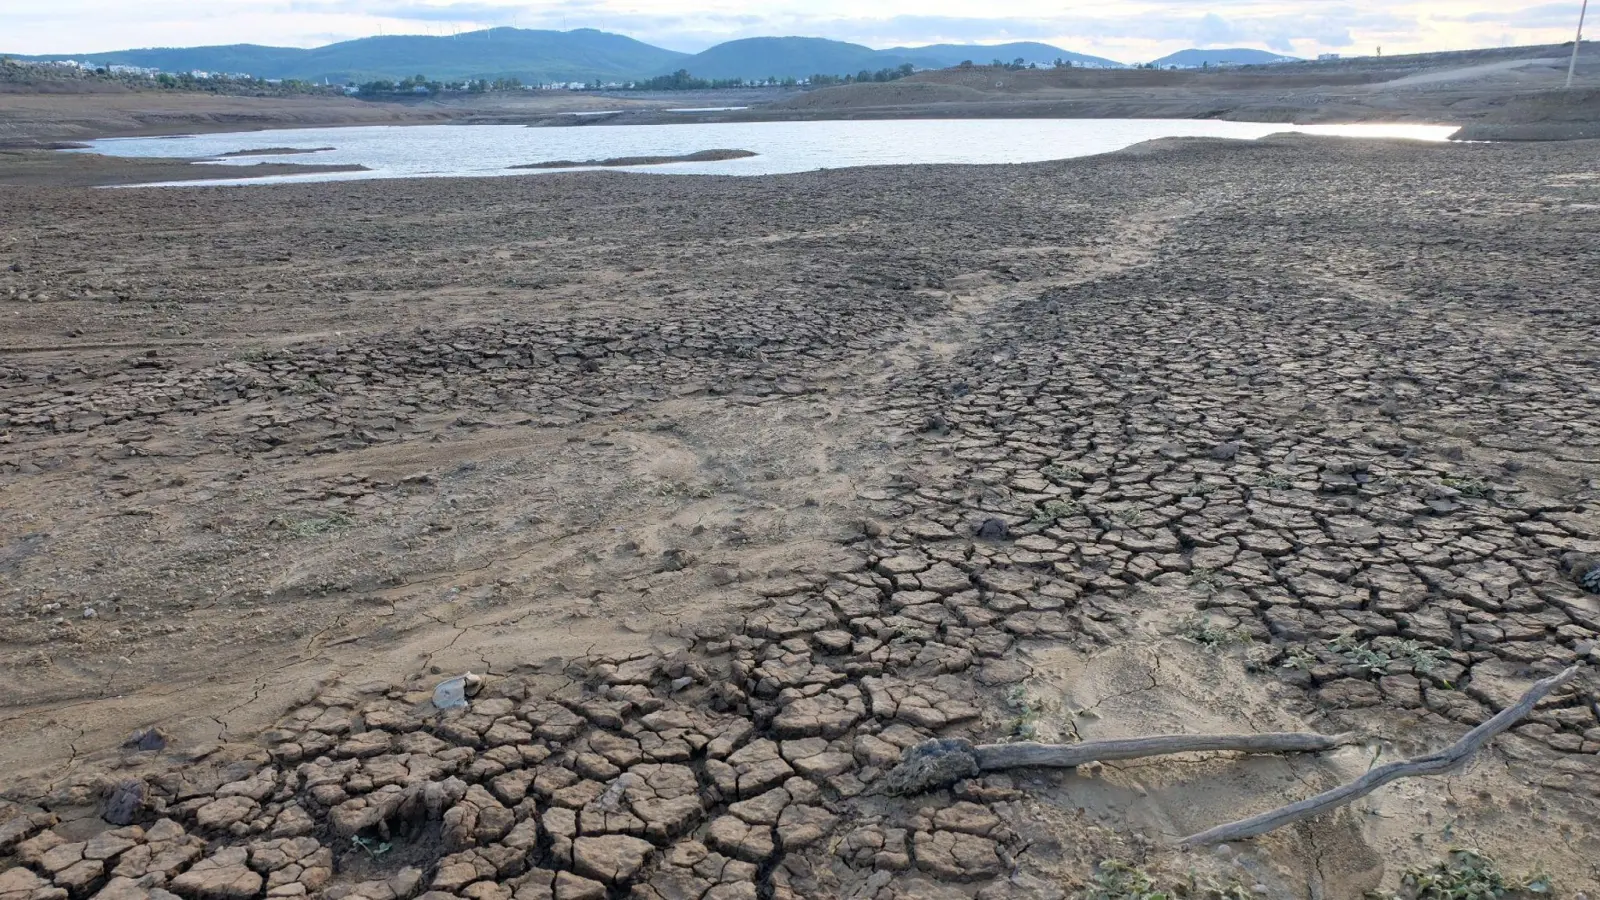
2 134 1599 898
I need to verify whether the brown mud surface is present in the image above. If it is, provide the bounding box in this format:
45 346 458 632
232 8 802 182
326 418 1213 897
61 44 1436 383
1 135 1599 898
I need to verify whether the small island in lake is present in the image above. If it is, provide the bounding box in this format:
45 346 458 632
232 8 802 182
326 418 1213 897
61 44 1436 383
509 149 757 169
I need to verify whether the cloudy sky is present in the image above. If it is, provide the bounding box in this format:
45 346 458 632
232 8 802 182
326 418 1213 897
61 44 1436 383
4 1 1585 62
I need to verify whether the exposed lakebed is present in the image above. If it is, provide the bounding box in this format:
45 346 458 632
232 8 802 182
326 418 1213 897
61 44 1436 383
72 118 1461 186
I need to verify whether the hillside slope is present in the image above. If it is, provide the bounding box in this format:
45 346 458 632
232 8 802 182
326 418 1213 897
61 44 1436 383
1149 48 1299 68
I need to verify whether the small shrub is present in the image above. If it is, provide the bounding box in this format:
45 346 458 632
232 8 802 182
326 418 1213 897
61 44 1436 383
1033 498 1082 524
1187 567 1229 594
285 512 354 538
1043 463 1084 482
1280 646 1317 672
1439 475 1492 499
1393 639 1448 675
1370 848 1552 899
1111 507 1146 526
351 835 391 860
1078 861 1253 900
1003 685 1044 740
1179 615 1239 651
1080 861 1168 900
1329 634 1393 677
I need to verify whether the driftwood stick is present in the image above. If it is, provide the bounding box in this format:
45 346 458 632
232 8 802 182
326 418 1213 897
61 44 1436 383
974 732 1359 771
1177 664 1583 848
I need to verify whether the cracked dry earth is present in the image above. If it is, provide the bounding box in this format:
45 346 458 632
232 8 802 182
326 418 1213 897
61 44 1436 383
3 133 1600 899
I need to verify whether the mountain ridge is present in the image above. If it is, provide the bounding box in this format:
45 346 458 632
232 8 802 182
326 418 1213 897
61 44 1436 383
13 28 1317 83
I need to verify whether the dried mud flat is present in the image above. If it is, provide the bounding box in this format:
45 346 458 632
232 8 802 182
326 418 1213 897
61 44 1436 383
2 134 1599 899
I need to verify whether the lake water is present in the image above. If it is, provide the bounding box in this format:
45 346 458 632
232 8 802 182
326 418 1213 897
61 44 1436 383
77 119 1462 187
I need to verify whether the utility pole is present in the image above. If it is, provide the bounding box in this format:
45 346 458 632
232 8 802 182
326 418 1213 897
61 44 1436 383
1568 0 1589 89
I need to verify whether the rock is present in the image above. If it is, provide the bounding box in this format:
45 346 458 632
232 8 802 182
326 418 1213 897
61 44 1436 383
122 730 168 753
974 519 1009 541
102 781 147 827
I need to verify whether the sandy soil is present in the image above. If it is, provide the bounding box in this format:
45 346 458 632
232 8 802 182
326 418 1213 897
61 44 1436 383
1 135 1599 898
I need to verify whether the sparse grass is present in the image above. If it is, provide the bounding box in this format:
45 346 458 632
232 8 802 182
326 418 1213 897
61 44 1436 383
1369 849 1552 899
1003 685 1044 740
1032 498 1083 524
1187 567 1229 594
284 512 355 538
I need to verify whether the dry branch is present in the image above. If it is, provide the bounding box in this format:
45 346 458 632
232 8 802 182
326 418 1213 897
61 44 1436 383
1177 664 1583 848
879 731 1359 796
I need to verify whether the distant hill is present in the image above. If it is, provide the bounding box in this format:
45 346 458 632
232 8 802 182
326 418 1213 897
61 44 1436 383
672 37 891 81
12 28 689 84
1149 48 1300 68
9 28 1126 84
891 42 1125 69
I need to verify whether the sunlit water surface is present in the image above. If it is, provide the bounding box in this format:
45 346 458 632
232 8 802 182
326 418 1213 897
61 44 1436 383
75 118 1461 187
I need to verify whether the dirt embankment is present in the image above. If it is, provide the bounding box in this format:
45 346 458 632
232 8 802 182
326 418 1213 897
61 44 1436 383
0 91 460 142
0 136 1598 897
